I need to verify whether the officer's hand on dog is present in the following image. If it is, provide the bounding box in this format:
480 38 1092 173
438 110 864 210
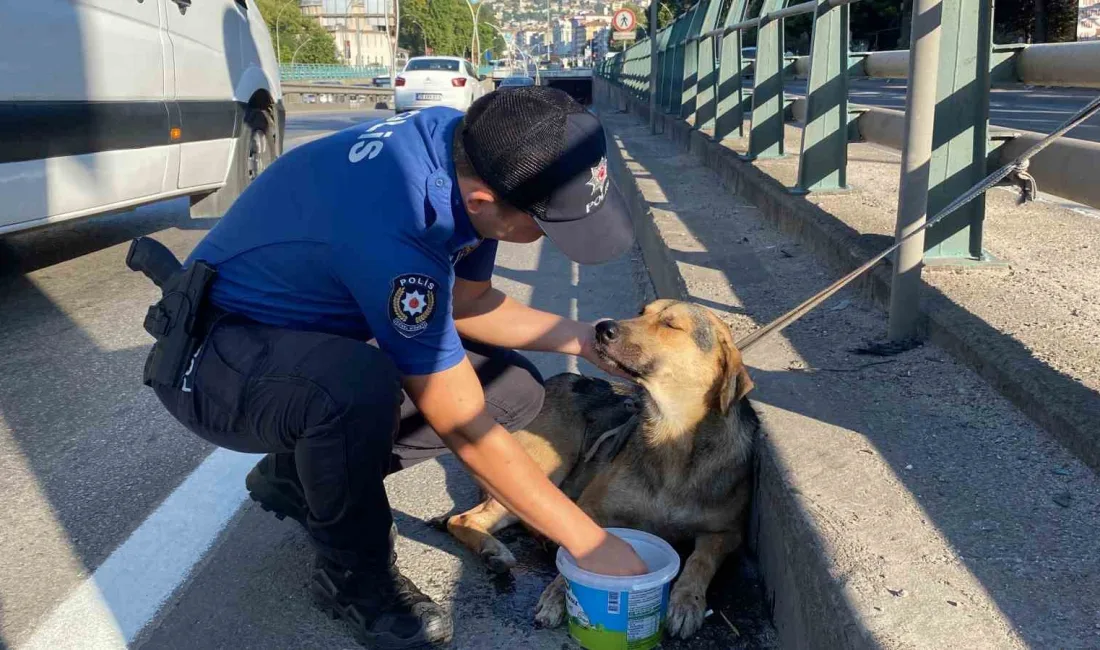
574 531 649 576
580 320 631 380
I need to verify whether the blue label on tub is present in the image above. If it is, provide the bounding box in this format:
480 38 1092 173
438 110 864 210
564 579 669 650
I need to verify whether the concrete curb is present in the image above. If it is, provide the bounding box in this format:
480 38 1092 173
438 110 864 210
602 102 875 650
596 79 1100 474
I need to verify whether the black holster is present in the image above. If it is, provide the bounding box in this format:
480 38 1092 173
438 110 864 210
127 237 217 388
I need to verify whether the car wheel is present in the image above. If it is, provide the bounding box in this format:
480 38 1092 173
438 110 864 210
189 106 277 218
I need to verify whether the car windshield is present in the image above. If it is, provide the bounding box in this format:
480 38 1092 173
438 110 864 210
405 59 460 72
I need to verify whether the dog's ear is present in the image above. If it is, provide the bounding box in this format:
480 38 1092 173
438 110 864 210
718 335 755 416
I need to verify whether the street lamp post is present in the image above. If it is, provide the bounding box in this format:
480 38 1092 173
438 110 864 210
275 0 296 64
391 0 400 82
341 0 358 66
466 0 486 65
290 34 317 67
411 19 428 55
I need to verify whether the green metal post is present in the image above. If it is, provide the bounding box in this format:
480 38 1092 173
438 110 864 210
662 18 682 112
629 45 636 94
671 8 697 115
680 4 707 121
660 25 674 112
793 0 850 193
924 0 994 260
747 0 790 160
715 0 750 141
693 0 725 131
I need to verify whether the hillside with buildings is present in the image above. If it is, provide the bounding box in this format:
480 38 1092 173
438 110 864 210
494 0 647 65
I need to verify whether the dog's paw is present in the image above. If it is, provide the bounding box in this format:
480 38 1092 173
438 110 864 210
534 575 568 628
479 542 517 574
426 513 451 531
666 586 707 639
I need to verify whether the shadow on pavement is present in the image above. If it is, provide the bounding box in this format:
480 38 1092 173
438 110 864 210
606 110 1100 647
0 204 217 646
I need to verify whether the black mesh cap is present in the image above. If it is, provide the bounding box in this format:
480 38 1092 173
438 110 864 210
460 86 634 265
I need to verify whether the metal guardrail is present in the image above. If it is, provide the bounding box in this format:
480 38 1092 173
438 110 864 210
488 67 595 80
788 41 1100 88
281 82 394 108
280 63 389 81
597 0 1100 264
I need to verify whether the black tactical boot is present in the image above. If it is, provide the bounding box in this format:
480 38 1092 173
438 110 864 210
311 556 453 649
245 453 308 528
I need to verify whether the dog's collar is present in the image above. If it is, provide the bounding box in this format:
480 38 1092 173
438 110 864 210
583 415 638 464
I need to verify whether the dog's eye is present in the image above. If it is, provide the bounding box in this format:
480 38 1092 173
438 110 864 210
663 319 683 331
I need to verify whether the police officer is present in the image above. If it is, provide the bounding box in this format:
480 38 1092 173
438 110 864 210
153 87 646 648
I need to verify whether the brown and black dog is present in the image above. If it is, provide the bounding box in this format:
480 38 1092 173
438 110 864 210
446 299 758 639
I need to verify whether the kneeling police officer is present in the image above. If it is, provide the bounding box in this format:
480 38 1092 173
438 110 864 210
139 87 648 648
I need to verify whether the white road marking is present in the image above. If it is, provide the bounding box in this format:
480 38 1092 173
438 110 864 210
17 118 362 649
21 449 258 649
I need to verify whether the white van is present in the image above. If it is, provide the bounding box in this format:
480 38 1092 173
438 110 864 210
0 0 285 235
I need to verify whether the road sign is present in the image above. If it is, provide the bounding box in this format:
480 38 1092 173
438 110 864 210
613 8 636 32
612 31 636 41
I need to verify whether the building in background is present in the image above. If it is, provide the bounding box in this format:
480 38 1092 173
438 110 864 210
591 26 610 61
529 31 547 55
299 0 402 67
571 14 611 64
570 16 588 56
552 19 574 56
1081 0 1100 41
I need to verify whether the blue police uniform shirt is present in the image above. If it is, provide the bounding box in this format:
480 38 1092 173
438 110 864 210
186 107 498 376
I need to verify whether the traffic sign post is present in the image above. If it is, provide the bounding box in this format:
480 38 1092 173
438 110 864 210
613 8 636 33
612 8 637 44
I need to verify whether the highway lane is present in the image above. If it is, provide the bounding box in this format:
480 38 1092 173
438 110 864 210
0 109 384 648
781 78 1100 142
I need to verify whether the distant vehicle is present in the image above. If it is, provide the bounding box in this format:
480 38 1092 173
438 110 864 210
499 76 536 88
0 0 285 233
740 46 795 60
394 56 488 113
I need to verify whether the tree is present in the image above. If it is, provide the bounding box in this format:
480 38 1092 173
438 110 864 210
398 0 506 61
255 0 339 64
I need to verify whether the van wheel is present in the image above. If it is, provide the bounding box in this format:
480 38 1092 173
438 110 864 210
189 107 277 218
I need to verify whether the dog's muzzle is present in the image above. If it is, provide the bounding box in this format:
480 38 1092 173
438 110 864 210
595 319 620 344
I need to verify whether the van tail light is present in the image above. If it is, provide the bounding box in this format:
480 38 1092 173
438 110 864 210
395 77 406 87
451 77 467 87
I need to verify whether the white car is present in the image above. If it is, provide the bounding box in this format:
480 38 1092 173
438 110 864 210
0 0 284 234
394 56 487 113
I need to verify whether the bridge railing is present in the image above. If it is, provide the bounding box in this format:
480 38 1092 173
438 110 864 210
280 63 389 81
597 0 1100 264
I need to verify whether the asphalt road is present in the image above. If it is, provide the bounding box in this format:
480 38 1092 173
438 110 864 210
783 78 1100 142
0 110 774 649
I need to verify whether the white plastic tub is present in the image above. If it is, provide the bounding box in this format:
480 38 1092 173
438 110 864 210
556 528 681 650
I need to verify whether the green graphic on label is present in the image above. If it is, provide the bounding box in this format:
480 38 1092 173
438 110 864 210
564 580 669 650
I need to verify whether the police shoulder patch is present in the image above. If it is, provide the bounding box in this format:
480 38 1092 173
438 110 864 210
389 273 439 338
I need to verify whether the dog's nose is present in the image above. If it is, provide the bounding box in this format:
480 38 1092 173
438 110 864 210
595 320 620 343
